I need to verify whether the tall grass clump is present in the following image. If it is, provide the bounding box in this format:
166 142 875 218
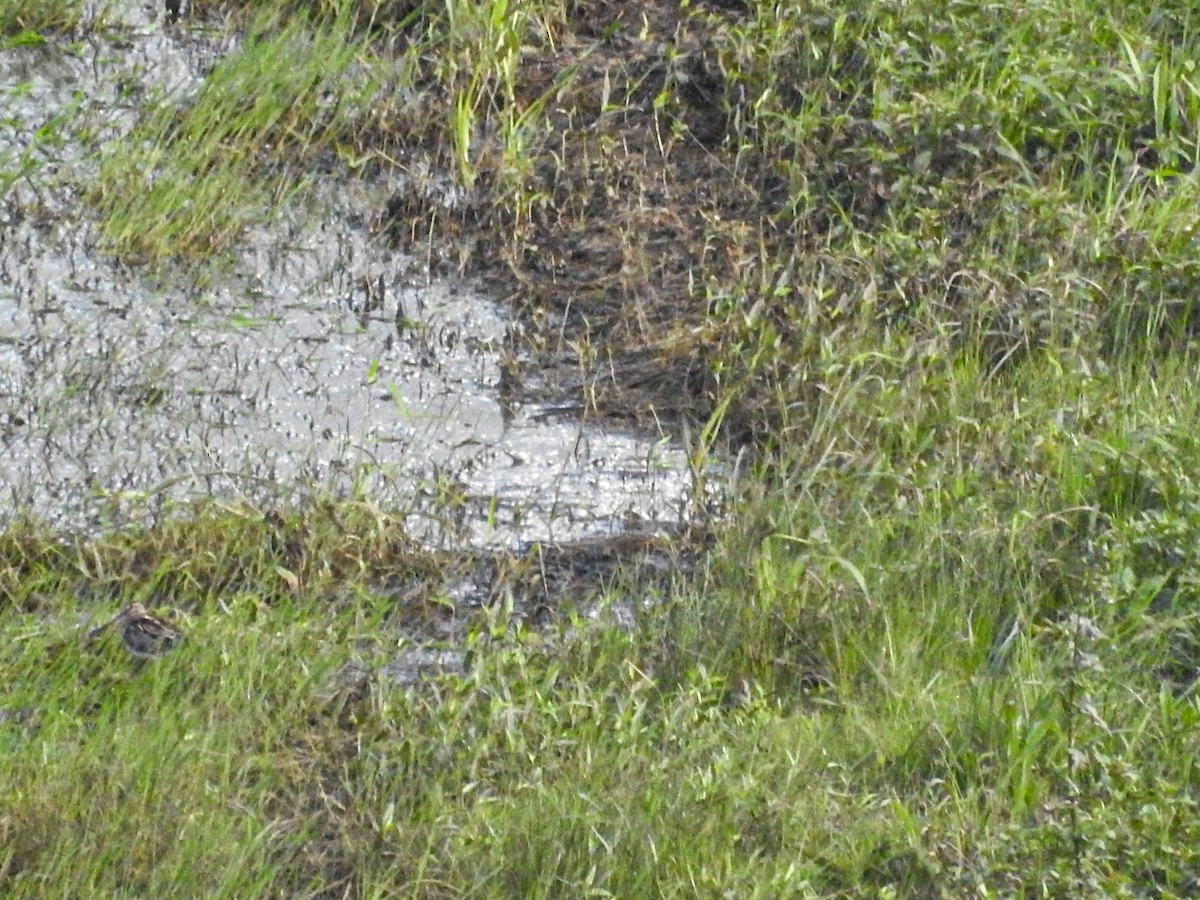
701 0 1200 441
94 2 382 264
661 336 1200 893
0 0 94 37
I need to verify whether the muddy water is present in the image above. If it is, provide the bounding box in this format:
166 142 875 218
0 4 708 550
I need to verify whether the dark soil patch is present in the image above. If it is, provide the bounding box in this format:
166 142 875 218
380 0 779 430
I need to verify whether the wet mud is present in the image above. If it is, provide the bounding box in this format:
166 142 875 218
0 1 717 552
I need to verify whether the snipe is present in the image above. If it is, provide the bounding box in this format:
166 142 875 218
87 602 182 660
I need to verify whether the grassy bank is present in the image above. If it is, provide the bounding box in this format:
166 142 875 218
4 0 1200 895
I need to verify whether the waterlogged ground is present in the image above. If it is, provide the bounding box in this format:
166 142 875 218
0 2 710 551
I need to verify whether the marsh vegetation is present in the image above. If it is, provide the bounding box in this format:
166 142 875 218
4 0 1200 895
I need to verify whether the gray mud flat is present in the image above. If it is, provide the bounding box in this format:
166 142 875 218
0 3 714 549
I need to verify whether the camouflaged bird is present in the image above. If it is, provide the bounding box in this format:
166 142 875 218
87 602 182 659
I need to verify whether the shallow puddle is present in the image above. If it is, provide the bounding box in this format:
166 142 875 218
0 2 712 550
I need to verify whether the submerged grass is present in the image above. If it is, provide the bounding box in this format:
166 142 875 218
7 0 1200 895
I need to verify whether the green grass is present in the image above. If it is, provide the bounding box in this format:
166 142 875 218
6 357 1200 895
0 0 95 37
8 0 1200 895
94 3 384 264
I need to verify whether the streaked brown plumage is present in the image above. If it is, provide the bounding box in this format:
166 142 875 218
87 602 182 659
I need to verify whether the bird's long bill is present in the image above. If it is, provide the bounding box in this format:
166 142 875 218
85 614 121 641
